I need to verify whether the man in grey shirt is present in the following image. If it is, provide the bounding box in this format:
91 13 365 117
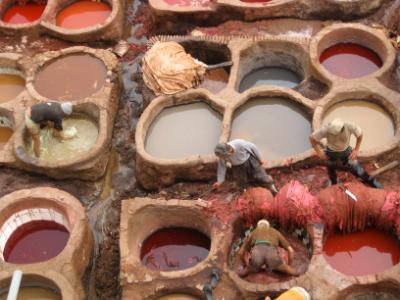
310 118 382 188
213 139 278 195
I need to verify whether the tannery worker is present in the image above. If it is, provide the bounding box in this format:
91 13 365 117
213 139 278 195
25 102 74 157
238 219 299 277
310 118 383 188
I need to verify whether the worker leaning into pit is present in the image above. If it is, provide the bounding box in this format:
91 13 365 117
25 101 73 157
213 139 279 195
310 118 383 188
238 219 299 277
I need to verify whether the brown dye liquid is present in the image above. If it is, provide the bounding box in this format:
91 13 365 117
323 228 400 276
157 294 200 300
230 97 311 160
33 54 107 101
26 117 98 162
322 100 395 151
145 102 222 159
198 68 229 93
0 287 61 300
0 74 25 103
0 127 13 148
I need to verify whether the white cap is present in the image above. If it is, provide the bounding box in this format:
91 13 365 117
257 219 270 228
327 118 344 135
61 102 73 115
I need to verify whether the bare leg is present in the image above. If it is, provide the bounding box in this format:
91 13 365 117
32 133 41 157
276 263 299 276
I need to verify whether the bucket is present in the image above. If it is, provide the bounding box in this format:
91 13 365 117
275 287 311 300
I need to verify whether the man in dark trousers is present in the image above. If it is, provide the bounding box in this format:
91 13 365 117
213 139 278 195
25 101 74 157
238 219 298 277
310 118 383 188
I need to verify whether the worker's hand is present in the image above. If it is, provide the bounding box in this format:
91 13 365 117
212 182 222 189
264 297 272 300
260 160 267 167
288 246 295 265
349 149 359 160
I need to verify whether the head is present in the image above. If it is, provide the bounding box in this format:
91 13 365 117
327 118 344 135
214 143 234 159
257 219 270 229
61 102 73 115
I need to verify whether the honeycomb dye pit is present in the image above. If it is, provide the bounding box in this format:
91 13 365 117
0 287 61 300
3 220 69 264
322 100 395 151
230 97 311 160
140 227 211 271
320 43 382 79
2 2 46 24
56 0 112 29
197 68 229 93
157 294 200 300
145 102 222 159
239 67 301 92
26 116 98 162
0 73 25 103
323 228 400 276
33 54 107 101
0 127 13 149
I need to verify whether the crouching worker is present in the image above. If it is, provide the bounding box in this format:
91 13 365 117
213 139 278 195
25 102 74 157
310 118 383 188
238 219 299 277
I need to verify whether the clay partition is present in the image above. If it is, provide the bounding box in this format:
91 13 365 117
149 0 383 22
0 0 125 42
0 46 121 180
120 196 400 299
136 23 400 189
0 187 93 299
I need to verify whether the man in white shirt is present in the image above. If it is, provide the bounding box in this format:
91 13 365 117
213 139 278 195
310 118 383 188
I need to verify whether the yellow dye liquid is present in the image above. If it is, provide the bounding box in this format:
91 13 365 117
0 287 61 300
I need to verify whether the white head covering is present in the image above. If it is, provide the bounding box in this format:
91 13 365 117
327 118 344 135
257 219 270 228
61 102 73 115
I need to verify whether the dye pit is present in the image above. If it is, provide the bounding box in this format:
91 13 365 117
2 2 46 24
25 117 98 162
0 126 13 149
157 294 200 300
33 54 107 101
323 228 400 276
3 220 69 264
0 287 61 300
0 72 25 103
230 97 312 160
145 102 222 159
322 100 395 151
140 227 210 271
56 1 112 30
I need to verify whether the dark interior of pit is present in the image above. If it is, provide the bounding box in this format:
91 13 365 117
0 0 399 299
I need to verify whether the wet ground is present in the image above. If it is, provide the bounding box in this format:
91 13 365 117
0 0 399 299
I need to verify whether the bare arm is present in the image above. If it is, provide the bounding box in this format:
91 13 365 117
277 231 295 265
350 134 363 160
213 160 227 188
238 235 252 264
310 135 327 160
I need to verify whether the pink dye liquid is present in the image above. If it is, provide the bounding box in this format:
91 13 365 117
323 228 400 276
320 43 382 79
2 2 46 24
4 221 70 264
141 228 210 271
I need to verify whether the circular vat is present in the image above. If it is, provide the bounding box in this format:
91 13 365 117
1 0 47 24
229 218 312 284
0 114 13 150
0 208 70 264
156 294 200 300
145 101 222 159
179 41 231 94
33 53 107 101
237 43 306 93
0 275 61 300
56 0 112 30
320 43 382 79
323 228 400 276
336 281 400 300
321 100 396 152
230 97 312 161
141 227 211 272
23 111 99 163
0 67 25 104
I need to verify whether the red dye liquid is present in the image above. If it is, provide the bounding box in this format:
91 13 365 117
3 221 69 264
320 43 382 79
323 228 400 276
56 1 111 29
2 3 46 24
141 228 210 271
